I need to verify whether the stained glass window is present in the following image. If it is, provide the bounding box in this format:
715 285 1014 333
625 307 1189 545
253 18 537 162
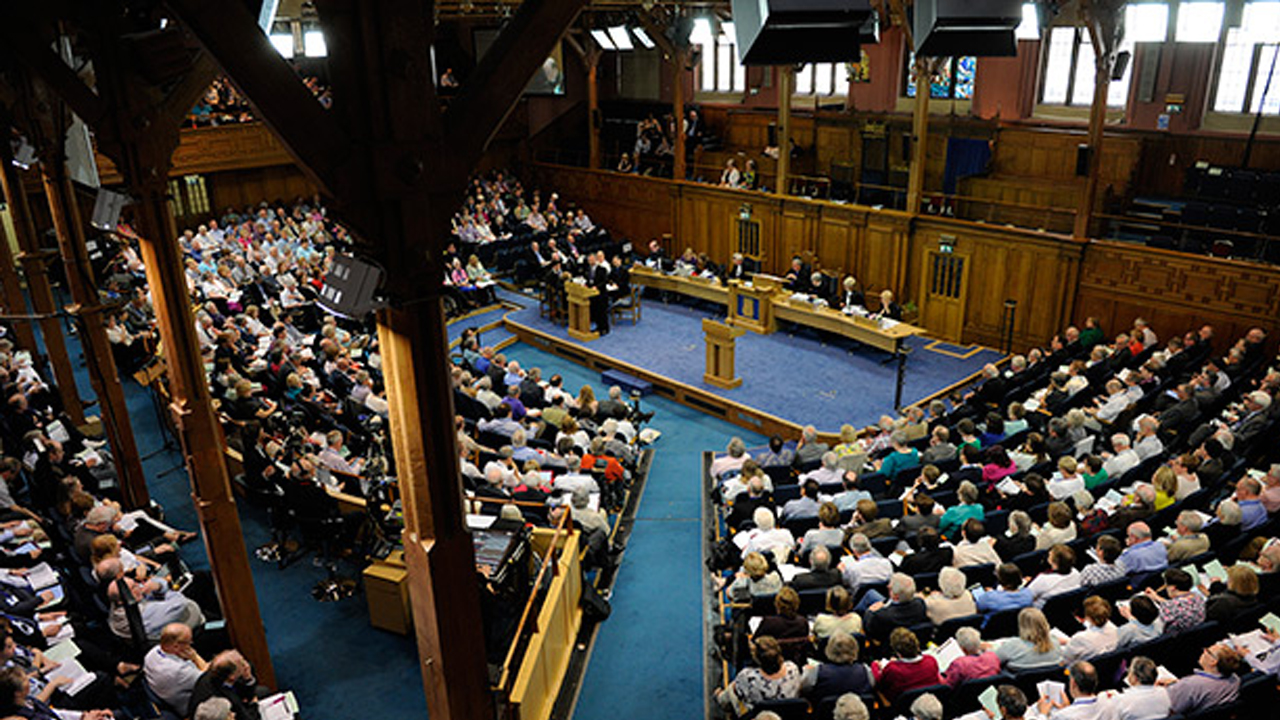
906 53 977 100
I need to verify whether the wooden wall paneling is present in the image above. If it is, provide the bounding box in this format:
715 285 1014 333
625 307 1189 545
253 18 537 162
1073 241 1280 356
861 212 908 297
815 205 855 276
779 201 814 270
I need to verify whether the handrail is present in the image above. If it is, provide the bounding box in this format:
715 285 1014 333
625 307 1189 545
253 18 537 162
495 509 573 694
1096 211 1277 244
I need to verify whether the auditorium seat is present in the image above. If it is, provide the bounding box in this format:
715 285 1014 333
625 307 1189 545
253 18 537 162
977 608 1021 642
745 697 810 720
935 613 985 643
951 672 1015 714
891 683 950 718
960 563 997 590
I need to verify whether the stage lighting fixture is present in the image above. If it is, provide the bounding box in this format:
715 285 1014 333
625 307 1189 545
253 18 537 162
731 0 876 65
913 0 1022 57
319 254 385 319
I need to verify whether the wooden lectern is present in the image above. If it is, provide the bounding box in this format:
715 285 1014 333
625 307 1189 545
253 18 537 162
703 319 746 389
565 281 600 341
728 279 777 335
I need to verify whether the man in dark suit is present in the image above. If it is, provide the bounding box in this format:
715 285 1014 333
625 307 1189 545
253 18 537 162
724 253 752 282
518 368 547 410
187 651 261 720
596 385 631 420
862 573 929 643
792 546 842 591
965 363 1008 410
899 527 953 576
588 252 611 335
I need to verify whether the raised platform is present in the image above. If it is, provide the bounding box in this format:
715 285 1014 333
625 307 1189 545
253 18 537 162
499 289 1004 440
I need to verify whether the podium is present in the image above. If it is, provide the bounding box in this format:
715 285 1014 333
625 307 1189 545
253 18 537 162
703 319 746 390
565 281 600 342
728 279 776 335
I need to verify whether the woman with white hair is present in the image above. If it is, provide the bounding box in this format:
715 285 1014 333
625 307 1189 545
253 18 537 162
943 626 1000 687
832 693 870 720
925 567 977 625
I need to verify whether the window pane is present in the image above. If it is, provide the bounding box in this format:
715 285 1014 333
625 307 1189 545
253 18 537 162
906 52 919 97
1249 44 1280 115
930 58 954 98
796 64 813 94
1072 35 1096 106
954 56 977 99
1214 28 1253 112
815 63 833 95
1244 2 1280 43
1042 27 1075 104
1176 2 1224 42
1124 3 1169 43
716 41 732 92
733 51 746 92
303 30 326 57
700 42 714 91
269 34 294 59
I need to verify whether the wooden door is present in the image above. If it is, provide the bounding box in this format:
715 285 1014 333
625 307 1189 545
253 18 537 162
919 249 969 342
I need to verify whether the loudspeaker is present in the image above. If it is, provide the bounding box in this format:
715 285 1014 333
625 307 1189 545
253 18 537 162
90 189 131 232
1076 144 1092 177
319 254 385 319
913 0 1022 57
1111 50 1131 81
731 0 876 65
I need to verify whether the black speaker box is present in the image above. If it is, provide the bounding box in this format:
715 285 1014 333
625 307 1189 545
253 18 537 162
731 0 876 65
913 0 1021 57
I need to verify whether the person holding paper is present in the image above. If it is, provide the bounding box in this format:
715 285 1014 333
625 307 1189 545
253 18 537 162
714 636 801 717
1035 503 1078 552
1204 565 1261 623
974 564 1034 614
1114 595 1163 650
1107 657 1170 720
943 627 1000 687
1163 511 1211 563
1026 545 1083 608
0 666 113 720
952 520 1002 569
1144 568 1205 634
1034 661 1106 720
187 650 264 720
926 568 978 625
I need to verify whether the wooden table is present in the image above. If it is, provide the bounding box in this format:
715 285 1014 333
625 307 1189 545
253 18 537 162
630 265 728 306
771 297 921 354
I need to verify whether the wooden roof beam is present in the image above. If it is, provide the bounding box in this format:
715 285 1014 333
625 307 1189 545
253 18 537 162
445 0 587 159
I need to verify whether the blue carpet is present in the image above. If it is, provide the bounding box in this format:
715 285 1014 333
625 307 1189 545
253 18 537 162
504 296 1004 432
500 344 764 720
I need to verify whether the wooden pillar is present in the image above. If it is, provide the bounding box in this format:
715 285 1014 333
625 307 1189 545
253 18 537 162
0 159 84 425
375 191 490 719
906 59 931 215
39 159 149 509
776 66 793 196
587 51 601 169
1073 54 1111 240
124 156 276 687
0 210 38 352
672 49 687 181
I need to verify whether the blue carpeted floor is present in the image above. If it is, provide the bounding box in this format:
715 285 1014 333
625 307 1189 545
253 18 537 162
499 343 764 720
503 291 1004 432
